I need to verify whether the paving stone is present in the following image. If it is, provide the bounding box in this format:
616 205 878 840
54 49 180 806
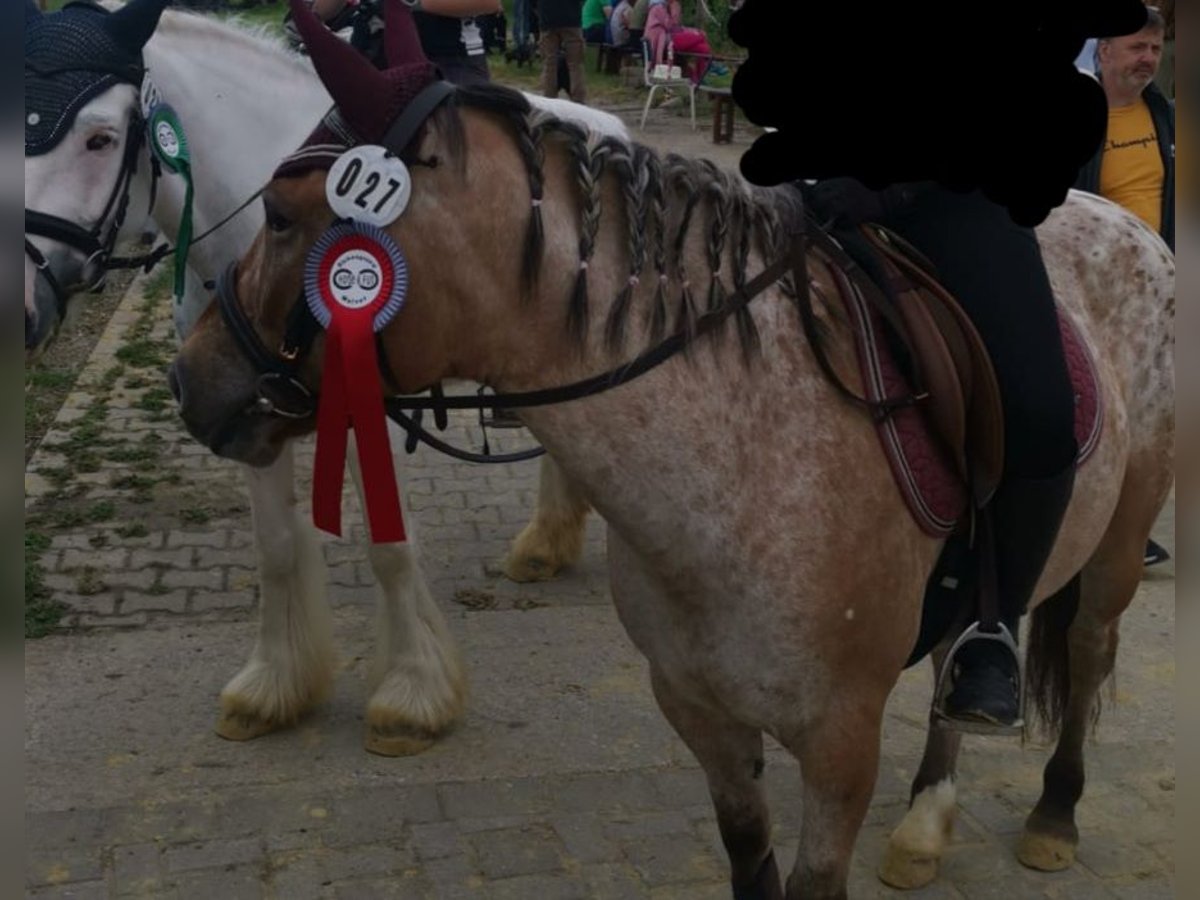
320 786 441 847
189 591 253 612
164 837 263 873
166 530 229 548
122 590 188 615
319 844 415 882
171 865 262 900
620 833 726 887
25 845 104 887
160 569 223 591
27 881 109 899
481 872 590 900
439 778 551 820
112 842 164 887
466 823 567 880
409 822 465 861
77 613 148 628
550 813 623 864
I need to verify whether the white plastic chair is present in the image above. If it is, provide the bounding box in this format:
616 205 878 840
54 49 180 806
639 38 696 130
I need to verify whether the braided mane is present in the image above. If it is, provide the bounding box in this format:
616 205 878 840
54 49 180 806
431 82 806 363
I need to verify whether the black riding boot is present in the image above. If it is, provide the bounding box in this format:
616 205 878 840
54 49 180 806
942 463 1076 729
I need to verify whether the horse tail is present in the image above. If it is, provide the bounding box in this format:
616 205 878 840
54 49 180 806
1025 572 1081 738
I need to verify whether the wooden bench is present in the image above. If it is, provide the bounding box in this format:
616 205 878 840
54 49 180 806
699 85 735 144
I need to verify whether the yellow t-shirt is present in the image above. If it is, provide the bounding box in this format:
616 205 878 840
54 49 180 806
1099 99 1164 233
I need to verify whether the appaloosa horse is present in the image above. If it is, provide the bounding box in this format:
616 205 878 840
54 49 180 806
24 0 617 755
170 1 1174 896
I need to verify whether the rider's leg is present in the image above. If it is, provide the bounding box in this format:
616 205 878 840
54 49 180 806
880 186 1078 727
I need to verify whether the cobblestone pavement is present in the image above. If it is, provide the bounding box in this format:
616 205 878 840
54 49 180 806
25 132 1173 898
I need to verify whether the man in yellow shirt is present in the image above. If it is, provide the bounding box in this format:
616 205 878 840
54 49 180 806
1074 6 1174 250
1072 6 1174 568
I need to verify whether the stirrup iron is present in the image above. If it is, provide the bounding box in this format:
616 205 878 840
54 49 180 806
931 620 1025 736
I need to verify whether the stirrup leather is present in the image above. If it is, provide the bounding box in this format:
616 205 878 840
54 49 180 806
931 620 1025 736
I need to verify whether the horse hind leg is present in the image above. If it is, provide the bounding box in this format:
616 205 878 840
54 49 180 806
649 668 783 899
1018 468 1168 872
350 426 467 756
216 440 336 740
879 643 963 890
503 454 590 582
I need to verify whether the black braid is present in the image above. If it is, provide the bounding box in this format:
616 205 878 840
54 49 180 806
665 156 701 344
513 112 549 304
604 142 649 354
643 150 669 344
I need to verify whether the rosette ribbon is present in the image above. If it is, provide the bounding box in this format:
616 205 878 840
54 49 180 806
304 220 409 543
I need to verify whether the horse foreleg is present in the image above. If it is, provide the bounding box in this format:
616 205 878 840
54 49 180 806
783 695 889 900
502 454 590 582
349 427 467 756
879 643 962 890
649 667 782 900
217 440 335 740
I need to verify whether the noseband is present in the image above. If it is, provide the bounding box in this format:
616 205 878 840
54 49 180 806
215 259 323 421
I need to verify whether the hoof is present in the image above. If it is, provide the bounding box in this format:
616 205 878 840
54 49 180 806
502 551 561 583
1017 830 1077 871
215 707 289 742
878 842 940 890
364 723 439 757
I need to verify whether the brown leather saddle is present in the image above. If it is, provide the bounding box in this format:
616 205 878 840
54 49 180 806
804 220 1006 512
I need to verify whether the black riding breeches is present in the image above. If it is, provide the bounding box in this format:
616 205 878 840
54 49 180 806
874 187 1079 479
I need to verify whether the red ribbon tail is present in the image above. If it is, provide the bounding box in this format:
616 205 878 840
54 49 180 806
312 322 350 537
342 323 407 544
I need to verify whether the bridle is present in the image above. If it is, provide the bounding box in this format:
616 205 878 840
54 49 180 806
24 59 264 331
24 60 171 324
213 83 928 465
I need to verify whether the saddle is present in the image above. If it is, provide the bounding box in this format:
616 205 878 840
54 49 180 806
805 219 1006 514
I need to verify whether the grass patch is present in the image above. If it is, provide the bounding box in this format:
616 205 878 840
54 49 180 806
136 387 174 415
116 523 150 539
25 530 66 638
105 444 160 464
116 339 171 370
180 507 213 525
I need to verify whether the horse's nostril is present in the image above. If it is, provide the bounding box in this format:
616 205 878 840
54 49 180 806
25 310 36 350
167 362 182 403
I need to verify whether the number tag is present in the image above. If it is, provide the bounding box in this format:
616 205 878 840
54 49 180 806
325 146 413 228
461 18 484 56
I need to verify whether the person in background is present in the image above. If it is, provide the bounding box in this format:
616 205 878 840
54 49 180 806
627 0 650 41
289 0 502 85
581 0 611 43
609 0 636 49
1073 4 1174 568
538 0 587 102
644 0 715 85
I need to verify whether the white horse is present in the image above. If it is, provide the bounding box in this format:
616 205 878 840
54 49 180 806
24 0 618 754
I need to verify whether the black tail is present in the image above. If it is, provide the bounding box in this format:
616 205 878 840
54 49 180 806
1025 573 1081 738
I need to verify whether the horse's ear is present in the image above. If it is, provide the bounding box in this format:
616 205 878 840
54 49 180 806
383 0 430 70
25 0 42 24
103 0 169 55
288 0 391 133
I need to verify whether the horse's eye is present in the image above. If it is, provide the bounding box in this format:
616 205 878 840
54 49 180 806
263 198 292 233
86 133 114 152
266 208 292 233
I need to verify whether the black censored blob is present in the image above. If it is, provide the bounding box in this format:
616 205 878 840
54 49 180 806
728 0 1151 227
